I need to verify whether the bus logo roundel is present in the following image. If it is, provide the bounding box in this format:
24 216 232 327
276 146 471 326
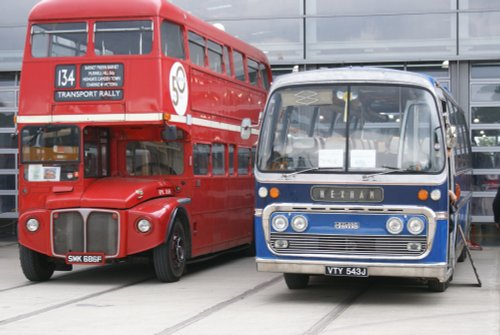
169 62 188 116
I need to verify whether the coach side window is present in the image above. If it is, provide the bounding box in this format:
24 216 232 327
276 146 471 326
188 32 206 67
233 50 246 82
208 40 223 73
161 21 185 59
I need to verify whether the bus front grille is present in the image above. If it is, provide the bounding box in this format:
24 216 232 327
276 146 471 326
270 232 427 257
52 210 119 257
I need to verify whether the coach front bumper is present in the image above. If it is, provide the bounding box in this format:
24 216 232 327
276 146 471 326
256 258 449 282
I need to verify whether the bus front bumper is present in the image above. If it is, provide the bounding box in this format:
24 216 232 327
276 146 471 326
256 258 449 282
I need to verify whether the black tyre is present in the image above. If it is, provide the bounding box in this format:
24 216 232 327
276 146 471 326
457 246 467 262
153 219 187 282
428 278 449 292
19 245 55 282
284 273 309 289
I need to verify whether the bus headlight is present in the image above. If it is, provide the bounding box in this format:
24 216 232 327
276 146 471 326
258 187 268 198
272 215 288 232
291 215 308 232
386 217 403 234
137 219 152 233
26 218 40 232
430 189 441 201
407 217 425 235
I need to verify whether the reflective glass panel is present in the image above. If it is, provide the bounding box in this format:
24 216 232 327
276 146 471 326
218 19 303 62
0 195 15 213
0 154 15 169
0 175 15 190
0 91 15 108
471 107 500 124
459 12 500 56
471 196 494 216
471 129 500 146
473 173 500 191
471 84 500 102
310 0 454 15
0 73 16 87
307 14 455 62
460 0 500 10
0 112 15 128
471 64 500 79
171 0 302 19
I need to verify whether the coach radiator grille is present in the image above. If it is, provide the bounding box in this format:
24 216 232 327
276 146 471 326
270 232 427 257
52 210 119 257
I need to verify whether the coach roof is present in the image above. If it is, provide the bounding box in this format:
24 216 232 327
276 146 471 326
271 67 438 93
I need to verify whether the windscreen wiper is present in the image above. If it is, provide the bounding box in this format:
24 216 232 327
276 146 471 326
362 166 410 180
282 167 342 179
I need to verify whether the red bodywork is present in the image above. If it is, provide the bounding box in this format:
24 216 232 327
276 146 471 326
18 0 271 263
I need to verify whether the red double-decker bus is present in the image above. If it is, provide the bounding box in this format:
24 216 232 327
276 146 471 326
17 0 271 282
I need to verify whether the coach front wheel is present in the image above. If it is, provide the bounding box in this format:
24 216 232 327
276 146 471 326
284 273 309 289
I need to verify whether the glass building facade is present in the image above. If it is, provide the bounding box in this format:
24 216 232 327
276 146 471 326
1 0 500 224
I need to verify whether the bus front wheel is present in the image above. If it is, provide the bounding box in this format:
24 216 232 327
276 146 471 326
19 245 55 282
284 273 309 289
153 219 186 282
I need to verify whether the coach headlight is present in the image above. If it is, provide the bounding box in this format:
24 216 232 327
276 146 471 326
407 217 425 235
386 217 403 235
291 215 308 232
137 219 152 233
272 215 288 232
26 218 40 232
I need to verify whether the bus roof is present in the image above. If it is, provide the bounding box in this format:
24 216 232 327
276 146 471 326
271 67 438 92
29 0 268 63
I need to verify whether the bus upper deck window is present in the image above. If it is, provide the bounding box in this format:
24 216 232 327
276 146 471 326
233 51 245 82
94 20 153 56
188 31 206 67
31 22 87 58
161 21 185 60
248 59 259 86
259 64 270 90
208 40 223 73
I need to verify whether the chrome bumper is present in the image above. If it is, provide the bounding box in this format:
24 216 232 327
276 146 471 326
256 258 449 282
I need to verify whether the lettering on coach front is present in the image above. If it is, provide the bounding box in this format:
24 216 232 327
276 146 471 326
311 186 384 202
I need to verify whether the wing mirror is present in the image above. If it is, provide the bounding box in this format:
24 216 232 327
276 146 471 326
446 125 457 149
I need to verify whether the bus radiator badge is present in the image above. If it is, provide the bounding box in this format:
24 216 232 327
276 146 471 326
334 222 360 230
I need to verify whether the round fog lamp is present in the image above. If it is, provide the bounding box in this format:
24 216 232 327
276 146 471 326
137 219 152 233
26 218 40 232
291 215 308 232
386 217 403 234
271 215 288 232
407 217 425 235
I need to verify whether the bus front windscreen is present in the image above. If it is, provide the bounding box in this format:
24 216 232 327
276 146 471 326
257 84 445 174
21 125 80 163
